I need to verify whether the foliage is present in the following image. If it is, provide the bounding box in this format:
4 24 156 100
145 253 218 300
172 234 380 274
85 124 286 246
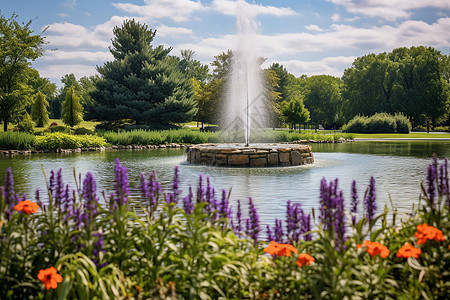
61 86 83 127
14 112 35 133
304 75 344 129
281 95 310 131
342 47 450 127
73 127 95 135
31 91 50 127
343 113 412 133
91 19 197 127
0 156 449 299
433 126 450 132
45 125 71 133
34 132 106 149
0 13 46 131
0 131 35 150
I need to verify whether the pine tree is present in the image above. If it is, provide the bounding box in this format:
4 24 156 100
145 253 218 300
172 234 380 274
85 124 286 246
91 19 197 129
31 91 50 127
62 86 83 127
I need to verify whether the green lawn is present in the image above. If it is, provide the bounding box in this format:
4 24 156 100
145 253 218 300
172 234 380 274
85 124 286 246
353 132 450 139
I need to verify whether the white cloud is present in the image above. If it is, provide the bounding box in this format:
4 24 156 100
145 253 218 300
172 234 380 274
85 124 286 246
113 0 205 22
62 0 77 10
331 13 340 22
305 24 324 32
271 56 357 77
329 0 450 21
58 13 71 18
212 0 297 17
156 25 193 37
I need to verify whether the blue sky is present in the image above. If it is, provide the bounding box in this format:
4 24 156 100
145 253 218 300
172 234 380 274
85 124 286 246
1 0 449 86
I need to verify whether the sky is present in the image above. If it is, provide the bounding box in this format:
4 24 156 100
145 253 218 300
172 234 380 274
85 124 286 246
1 0 449 87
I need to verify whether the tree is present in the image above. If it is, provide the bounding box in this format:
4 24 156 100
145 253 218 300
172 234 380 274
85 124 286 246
268 63 293 102
304 75 343 129
31 91 50 127
282 95 310 132
91 19 197 128
62 86 83 127
179 50 210 82
0 13 45 131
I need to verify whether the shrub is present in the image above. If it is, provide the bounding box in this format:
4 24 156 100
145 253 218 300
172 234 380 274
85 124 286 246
14 113 35 133
365 113 396 133
342 115 368 133
49 122 58 127
73 127 95 135
34 132 106 149
46 125 71 133
412 125 427 132
394 113 412 133
433 126 449 132
0 132 35 150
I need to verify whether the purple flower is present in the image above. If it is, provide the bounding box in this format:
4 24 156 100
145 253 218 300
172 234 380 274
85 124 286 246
82 172 99 228
140 173 149 199
218 189 232 220
274 219 284 243
4 167 16 220
319 178 334 231
247 197 260 245
351 180 359 226
173 166 180 197
266 224 274 242
235 199 242 233
182 185 194 215
196 175 204 203
334 191 346 251
114 158 129 207
364 176 377 224
286 200 294 237
93 231 106 268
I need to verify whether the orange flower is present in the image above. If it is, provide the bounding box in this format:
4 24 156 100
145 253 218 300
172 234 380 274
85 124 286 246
296 253 315 267
37 267 63 290
14 200 39 215
264 241 298 257
396 244 421 259
415 224 445 245
357 240 390 258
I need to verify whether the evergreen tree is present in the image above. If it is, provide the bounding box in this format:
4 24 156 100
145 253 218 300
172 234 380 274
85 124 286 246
62 86 83 127
91 19 197 128
31 91 49 127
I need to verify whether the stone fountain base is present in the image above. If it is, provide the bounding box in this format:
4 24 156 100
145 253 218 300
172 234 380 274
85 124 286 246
186 143 314 167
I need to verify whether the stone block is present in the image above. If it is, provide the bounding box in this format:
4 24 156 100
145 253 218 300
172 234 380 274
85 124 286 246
279 152 290 163
250 157 267 167
291 150 303 165
229 154 249 166
268 153 279 165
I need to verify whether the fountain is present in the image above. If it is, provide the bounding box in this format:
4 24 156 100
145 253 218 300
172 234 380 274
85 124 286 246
187 0 313 167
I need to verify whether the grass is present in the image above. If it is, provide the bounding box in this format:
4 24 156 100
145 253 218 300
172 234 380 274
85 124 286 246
353 132 450 139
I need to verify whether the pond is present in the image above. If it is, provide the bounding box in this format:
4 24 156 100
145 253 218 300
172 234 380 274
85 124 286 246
1 140 449 228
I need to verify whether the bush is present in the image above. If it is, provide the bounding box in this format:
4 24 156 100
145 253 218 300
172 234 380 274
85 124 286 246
343 113 412 133
394 113 412 133
73 127 95 135
46 125 71 133
34 132 106 149
14 113 34 133
433 126 449 132
412 125 427 132
0 132 35 150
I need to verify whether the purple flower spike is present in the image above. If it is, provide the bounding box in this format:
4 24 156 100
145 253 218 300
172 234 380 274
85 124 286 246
235 199 242 233
173 166 180 198
219 189 231 220
334 191 346 251
351 180 359 226
4 167 16 220
266 224 274 242
82 173 99 229
248 197 261 245
140 173 149 199
274 219 284 243
286 200 294 237
196 175 204 203
182 185 194 215
364 176 377 224
114 158 129 207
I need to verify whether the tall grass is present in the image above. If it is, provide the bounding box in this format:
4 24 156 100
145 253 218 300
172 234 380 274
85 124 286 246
102 129 353 145
0 132 35 150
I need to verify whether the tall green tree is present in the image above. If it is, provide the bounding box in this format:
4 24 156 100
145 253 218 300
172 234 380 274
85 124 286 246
282 95 310 132
268 63 293 102
304 75 343 129
91 19 197 128
31 91 50 127
179 50 210 82
62 86 83 127
0 13 45 131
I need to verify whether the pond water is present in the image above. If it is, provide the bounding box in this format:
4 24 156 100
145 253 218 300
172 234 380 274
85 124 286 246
1 140 449 227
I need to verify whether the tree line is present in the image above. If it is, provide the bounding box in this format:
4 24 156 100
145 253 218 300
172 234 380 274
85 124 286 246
1 13 449 132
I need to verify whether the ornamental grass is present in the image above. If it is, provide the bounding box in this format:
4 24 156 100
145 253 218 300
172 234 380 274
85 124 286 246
0 156 449 299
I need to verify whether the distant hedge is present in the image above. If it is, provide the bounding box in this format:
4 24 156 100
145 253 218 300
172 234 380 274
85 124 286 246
342 113 412 133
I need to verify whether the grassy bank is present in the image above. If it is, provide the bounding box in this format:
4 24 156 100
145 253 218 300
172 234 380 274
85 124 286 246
353 132 450 139
0 157 449 298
